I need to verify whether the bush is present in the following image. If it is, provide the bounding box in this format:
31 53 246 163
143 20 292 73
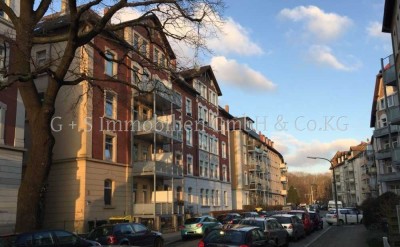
361 192 399 230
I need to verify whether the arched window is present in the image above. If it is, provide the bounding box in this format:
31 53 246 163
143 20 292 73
104 179 113 205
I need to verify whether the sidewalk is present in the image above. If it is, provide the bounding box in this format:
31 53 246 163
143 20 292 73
308 224 386 247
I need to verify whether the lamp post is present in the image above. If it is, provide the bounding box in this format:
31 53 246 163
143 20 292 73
307 156 339 226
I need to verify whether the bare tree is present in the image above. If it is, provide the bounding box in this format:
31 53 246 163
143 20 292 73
0 0 224 232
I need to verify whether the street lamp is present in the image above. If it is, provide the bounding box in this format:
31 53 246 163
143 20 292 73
307 156 339 226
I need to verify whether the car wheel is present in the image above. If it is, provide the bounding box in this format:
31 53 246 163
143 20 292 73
328 222 332 226
339 220 344 225
293 232 298 242
154 237 163 247
181 236 188 241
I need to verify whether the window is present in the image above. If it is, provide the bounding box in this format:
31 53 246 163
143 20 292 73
204 162 209 177
210 163 214 179
244 171 248 185
186 127 192 146
380 98 385 110
186 98 192 116
133 34 139 50
188 187 193 204
200 160 204 177
222 142 227 158
153 48 159 65
211 190 214 205
222 165 227 181
187 155 193 175
160 54 166 68
388 95 395 107
105 91 117 119
205 189 209 205
104 135 115 161
224 191 228 206
0 44 7 81
131 66 139 84
216 190 219 205
140 40 148 56
105 50 116 76
104 179 113 205
0 102 6 145
221 120 226 134
200 189 204 205
36 50 47 67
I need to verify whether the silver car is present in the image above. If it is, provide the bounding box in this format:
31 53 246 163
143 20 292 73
272 214 306 241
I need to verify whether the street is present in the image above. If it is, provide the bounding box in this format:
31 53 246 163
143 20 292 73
164 223 383 247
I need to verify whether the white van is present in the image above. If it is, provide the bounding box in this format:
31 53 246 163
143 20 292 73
328 200 343 211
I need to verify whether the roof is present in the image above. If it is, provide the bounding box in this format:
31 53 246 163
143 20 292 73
382 0 395 33
179 65 222 96
370 72 382 127
269 214 296 218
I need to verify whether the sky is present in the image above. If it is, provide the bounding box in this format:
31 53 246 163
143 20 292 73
192 0 390 174
109 0 390 174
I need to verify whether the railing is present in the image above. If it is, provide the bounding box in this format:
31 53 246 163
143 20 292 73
382 54 396 86
133 156 183 177
133 203 185 215
375 148 391 160
378 172 400 182
280 176 287 183
373 125 400 138
388 106 400 124
249 183 262 191
133 116 182 142
281 190 287 195
247 162 261 171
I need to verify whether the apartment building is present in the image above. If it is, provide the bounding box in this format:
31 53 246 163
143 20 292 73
330 142 372 207
0 0 23 234
229 117 287 209
370 68 400 195
177 66 232 216
376 0 400 196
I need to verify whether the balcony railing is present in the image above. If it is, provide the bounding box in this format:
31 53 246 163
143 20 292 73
388 106 400 125
249 183 263 191
280 176 287 183
382 54 396 86
375 148 392 160
133 116 182 142
378 172 400 182
133 203 185 215
373 125 400 138
247 162 261 172
133 153 183 178
134 80 182 110
281 190 287 195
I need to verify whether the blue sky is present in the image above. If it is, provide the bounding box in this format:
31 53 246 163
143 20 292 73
110 0 389 173
196 0 390 173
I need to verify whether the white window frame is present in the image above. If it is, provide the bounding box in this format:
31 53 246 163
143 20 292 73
185 126 193 146
104 49 117 77
104 133 117 162
222 142 226 158
222 165 227 182
104 90 117 119
187 155 193 175
186 98 192 116
104 179 113 206
0 102 6 145
36 49 47 67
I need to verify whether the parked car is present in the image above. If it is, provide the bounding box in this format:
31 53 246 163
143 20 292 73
217 213 242 224
271 213 306 241
198 225 277 247
14 229 101 247
287 210 313 234
325 208 363 225
309 211 323 230
240 211 260 218
238 217 289 247
86 222 163 247
180 216 222 240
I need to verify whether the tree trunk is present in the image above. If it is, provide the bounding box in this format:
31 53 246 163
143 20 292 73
15 113 55 232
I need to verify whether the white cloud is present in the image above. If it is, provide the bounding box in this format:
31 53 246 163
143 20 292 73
210 56 276 92
272 132 359 174
279 5 352 42
308 45 361 71
207 18 263 56
111 8 142 24
366 21 391 40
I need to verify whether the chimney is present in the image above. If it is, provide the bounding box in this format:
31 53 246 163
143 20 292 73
224 105 229 112
61 0 69 14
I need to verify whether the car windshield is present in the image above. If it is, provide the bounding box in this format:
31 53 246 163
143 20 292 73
288 212 304 220
204 230 244 244
240 220 263 229
273 217 292 224
185 218 201 224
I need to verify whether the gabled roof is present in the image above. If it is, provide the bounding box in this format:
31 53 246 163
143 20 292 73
180 65 222 96
370 72 382 127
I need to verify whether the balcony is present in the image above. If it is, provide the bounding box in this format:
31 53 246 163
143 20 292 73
133 203 185 215
373 125 400 138
392 147 400 165
280 163 287 172
135 81 182 111
249 183 262 191
281 190 287 195
133 115 182 142
375 148 392 160
378 172 400 182
388 106 400 125
248 162 261 172
382 54 396 86
280 176 287 183
133 153 183 178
